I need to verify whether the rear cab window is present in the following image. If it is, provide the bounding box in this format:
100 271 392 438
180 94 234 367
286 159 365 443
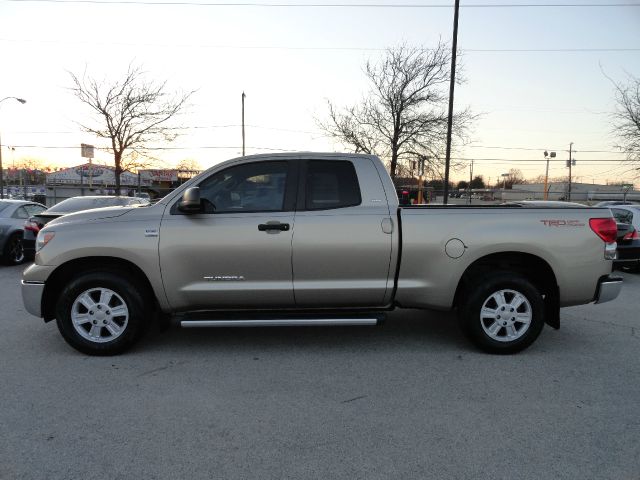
612 208 633 224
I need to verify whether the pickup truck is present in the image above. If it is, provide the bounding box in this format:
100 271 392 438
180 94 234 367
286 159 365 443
21 152 622 355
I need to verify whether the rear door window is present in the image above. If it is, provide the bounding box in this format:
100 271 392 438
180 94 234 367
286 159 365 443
12 206 30 219
304 160 361 210
25 204 46 216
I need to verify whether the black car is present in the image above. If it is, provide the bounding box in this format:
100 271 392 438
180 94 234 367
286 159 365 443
23 196 149 256
614 222 640 273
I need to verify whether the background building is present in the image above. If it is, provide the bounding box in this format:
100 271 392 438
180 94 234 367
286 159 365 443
503 182 640 202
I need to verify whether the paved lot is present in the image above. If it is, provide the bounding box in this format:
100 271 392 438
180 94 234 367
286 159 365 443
1 264 639 480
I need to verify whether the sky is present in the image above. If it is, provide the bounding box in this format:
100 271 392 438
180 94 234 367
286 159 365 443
0 0 639 186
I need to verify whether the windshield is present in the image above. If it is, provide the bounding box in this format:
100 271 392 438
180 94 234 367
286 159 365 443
47 197 136 214
0 201 12 216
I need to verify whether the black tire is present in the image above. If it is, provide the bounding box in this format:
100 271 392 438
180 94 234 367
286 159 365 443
55 271 147 355
458 272 545 354
2 232 25 265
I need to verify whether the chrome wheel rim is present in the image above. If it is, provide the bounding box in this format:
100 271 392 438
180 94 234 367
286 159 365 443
70 288 129 343
480 289 532 342
9 237 24 263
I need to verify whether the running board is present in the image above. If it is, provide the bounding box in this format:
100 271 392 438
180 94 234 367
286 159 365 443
180 316 382 328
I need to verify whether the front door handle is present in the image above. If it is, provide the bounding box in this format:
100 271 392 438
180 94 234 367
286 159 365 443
258 222 290 233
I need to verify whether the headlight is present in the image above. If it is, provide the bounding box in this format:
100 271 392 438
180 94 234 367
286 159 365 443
36 231 55 252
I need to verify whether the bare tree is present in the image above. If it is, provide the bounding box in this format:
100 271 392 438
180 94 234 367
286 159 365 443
69 64 194 194
176 158 202 172
499 168 526 189
318 43 476 178
611 73 640 175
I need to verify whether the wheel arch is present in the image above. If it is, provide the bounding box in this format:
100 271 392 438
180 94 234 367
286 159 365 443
453 251 560 329
42 256 158 322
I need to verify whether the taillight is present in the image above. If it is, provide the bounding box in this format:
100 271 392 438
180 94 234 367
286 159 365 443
589 218 617 243
24 220 40 234
623 229 639 241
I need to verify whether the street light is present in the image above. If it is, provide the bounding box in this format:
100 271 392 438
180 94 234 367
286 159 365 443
0 97 27 199
501 172 509 190
543 150 556 201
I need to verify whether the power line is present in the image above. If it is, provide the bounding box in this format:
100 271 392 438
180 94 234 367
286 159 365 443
2 38 638 53
7 143 636 161
466 144 626 154
7 0 640 7
8 144 300 151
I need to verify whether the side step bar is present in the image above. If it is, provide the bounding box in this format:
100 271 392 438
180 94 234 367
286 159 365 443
180 315 383 328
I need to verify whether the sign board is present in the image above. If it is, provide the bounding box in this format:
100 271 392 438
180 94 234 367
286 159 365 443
81 144 95 159
46 163 143 186
140 169 179 183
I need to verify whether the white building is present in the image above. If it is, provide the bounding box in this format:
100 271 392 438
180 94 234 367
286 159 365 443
44 163 149 206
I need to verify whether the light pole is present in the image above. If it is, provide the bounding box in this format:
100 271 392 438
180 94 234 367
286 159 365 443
566 142 574 201
0 96 27 199
443 0 461 205
241 92 246 156
417 155 428 204
543 150 556 200
501 172 509 200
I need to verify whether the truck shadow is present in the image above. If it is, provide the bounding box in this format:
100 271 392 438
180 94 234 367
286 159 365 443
137 309 472 354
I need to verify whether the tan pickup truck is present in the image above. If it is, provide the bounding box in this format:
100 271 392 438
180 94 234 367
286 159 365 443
22 153 622 355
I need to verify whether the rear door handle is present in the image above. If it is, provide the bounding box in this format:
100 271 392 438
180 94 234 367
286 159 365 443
258 222 290 233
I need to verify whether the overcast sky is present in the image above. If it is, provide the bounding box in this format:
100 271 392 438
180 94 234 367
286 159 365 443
1 0 639 185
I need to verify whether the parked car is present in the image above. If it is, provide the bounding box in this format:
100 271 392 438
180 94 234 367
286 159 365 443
0 200 46 265
594 201 639 207
609 205 640 233
502 201 587 208
609 208 640 273
23 196 149 256
22 153 621 356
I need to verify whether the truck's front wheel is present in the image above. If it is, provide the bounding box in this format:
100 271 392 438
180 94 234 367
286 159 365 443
458 272 545 354
55 272 146 355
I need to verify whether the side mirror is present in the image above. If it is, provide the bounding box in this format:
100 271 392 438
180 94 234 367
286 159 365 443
178 187 203 214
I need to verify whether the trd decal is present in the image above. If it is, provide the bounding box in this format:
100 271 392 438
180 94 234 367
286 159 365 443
540 220 585 227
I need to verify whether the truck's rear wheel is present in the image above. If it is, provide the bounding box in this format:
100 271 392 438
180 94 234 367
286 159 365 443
55 272 146 355
458 272 545 354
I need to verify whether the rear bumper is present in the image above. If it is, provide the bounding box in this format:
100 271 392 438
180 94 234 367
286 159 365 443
21 281 44 317
594 276 623 304
22 238 36 256
614 239 640 265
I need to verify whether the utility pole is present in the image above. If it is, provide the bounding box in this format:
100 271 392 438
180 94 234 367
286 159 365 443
417 156 426 204
543 150 556 201
468 159 473 205
567 142 573 201
241 92 246 156
0 133 3 199
443 0 460 205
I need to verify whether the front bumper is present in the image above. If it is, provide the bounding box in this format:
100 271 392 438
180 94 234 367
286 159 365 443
594 276 623 304
21 281 45 317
